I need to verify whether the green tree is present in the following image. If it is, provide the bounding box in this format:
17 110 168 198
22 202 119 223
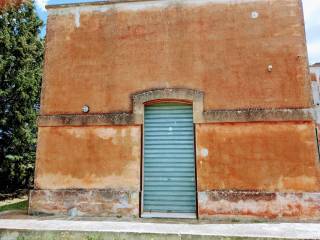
0 0 44 192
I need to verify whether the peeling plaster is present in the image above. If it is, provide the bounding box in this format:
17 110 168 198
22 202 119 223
66 128 86 138
198 190 320 220
74 10 80 28
130 127 140 138
47 0 267 15
36 161 140 190
54 0 245 31
201 148 209 157
95 128 117 140
29 189 140 217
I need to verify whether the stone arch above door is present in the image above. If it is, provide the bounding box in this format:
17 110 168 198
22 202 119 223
132 88 204 124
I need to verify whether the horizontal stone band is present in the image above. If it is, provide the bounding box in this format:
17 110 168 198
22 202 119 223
29 189 320 219
38 108 315 127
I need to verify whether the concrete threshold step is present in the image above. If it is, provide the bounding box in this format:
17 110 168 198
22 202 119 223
0 220 320 240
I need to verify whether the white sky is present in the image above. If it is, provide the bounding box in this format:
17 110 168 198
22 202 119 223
303 0 320 64
35 0 47 11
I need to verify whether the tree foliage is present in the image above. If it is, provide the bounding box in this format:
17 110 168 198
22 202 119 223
0 0 44 192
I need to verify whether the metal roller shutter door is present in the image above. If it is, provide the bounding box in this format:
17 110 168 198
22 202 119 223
143 103 196 217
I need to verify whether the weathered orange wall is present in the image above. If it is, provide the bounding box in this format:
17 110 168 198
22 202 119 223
41 0 310 115
31 0 320 219
196 122 320 192
35 126 141 190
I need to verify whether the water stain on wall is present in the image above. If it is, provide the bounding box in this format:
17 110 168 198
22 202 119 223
35 126 141 190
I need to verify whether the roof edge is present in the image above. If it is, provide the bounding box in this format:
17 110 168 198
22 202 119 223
46 0 265 10
46 0 158 9
311 63 320 67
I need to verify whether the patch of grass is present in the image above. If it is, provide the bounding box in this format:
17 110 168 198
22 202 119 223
0 200 28 212
86 235 101 240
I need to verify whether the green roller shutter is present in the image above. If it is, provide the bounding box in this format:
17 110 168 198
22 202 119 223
143 103 196 217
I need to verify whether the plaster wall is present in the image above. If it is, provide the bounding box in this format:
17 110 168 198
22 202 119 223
30 0 320 219
35 126 141 190
196 121 320 192
41 0 310 115
196 121 320 220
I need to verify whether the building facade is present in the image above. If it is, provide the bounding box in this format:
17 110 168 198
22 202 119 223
311 63 320 106
29 0 320 220
310 63 320 80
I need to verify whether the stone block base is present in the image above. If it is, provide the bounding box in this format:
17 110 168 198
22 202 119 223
29 189 320 220
198 190 320 220
29 189 139 217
